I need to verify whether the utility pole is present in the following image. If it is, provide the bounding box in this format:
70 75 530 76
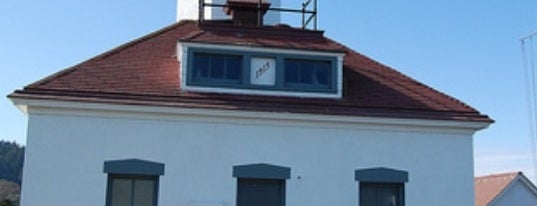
521 30 537 183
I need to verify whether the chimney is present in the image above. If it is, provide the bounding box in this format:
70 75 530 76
224 0 270 26
176 0 281 25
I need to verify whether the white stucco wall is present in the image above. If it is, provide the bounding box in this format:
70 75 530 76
19 103 479 206
490 179 537 206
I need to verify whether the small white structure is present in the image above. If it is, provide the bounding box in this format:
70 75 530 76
177 0 281 25
475 172 537 206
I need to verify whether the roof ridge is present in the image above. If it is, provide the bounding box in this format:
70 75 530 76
476 172 520 180
181 30 206 41
95 20 195 60
28 20 197 88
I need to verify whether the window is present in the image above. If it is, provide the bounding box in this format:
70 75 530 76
233 163 290 206
104 159 165 206
355 167 408 206
360 183 404 206
284 59 331 88
108 175 158 206
185 47 341 97
192 53 243 84
237 178 285 206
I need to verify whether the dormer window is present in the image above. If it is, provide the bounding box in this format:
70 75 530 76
192 53 243 85
284 59 332 89
179 42 344 99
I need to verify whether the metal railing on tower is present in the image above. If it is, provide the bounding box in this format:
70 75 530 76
198 0 318 30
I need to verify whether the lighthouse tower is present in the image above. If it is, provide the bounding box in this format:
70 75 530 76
176 0 281 25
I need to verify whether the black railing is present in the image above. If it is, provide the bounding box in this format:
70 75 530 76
198 0 318 30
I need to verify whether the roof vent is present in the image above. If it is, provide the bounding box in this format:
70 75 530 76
224 0 270 26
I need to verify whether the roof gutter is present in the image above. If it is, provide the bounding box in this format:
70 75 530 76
10 95 492 134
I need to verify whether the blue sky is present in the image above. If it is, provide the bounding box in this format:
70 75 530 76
1 0 537 180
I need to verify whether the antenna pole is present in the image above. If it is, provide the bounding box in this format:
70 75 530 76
314 0 318 30
300 0 317 30
258 0 262 26
521 31 537 183
522 31 537 41
301 2 305 29
199 0 205 23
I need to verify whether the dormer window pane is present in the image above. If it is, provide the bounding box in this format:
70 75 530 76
284 59 331 89
192 53 243 84
210 56 225 78
300 61 314 84
227 57 242 80
194 55 210 79
315 63 330 86
284 60 299 83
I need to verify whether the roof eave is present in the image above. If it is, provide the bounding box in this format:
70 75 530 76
8 90 493 131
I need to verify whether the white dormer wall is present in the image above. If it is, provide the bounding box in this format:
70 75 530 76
177 0 281 25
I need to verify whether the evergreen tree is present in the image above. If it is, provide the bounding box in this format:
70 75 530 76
0 199 14 206
0 140 23 206
0 141 24 184
0 180 19 206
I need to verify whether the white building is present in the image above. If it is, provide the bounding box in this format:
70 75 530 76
475 172 537 206
10 1 492 206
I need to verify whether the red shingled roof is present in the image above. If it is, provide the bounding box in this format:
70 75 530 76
9 20 492 122
474 172 519 206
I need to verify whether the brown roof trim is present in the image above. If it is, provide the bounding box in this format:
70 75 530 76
10 88 493 123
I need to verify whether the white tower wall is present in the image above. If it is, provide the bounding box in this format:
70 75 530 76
177 0 281 25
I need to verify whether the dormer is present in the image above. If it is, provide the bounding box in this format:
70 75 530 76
178 37 345 99
177 0 344 99
178 41 344 99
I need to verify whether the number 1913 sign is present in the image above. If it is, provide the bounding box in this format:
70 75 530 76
250 57 276 86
